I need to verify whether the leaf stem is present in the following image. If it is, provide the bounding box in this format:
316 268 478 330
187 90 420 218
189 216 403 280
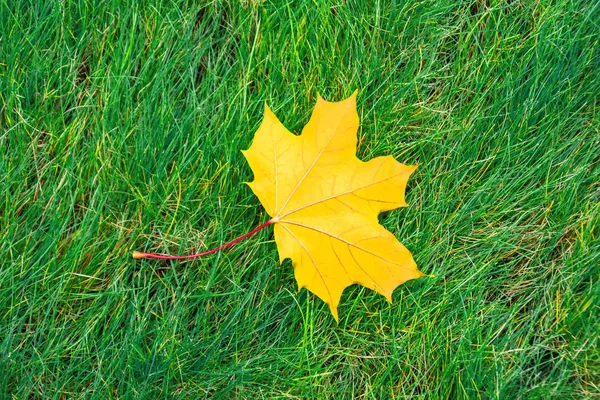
132 219 275 260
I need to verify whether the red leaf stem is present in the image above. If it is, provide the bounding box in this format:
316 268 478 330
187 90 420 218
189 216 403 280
132 219 274 260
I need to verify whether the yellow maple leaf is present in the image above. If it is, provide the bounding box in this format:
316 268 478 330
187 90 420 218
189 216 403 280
242 91 424 321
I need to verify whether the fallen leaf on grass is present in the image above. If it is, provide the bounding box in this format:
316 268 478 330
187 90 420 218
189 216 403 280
134 90 423 321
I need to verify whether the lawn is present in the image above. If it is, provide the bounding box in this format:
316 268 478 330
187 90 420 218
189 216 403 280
1 0 599 398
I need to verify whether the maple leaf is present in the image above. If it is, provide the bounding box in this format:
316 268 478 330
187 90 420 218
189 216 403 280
133 90 423 321
242 91 424 321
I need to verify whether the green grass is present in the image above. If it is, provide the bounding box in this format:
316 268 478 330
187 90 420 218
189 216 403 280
1 0 599 398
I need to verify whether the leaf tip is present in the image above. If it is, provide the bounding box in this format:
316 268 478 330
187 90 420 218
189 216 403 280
384 292 393 304
329 304 340 323
263 102 273 115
